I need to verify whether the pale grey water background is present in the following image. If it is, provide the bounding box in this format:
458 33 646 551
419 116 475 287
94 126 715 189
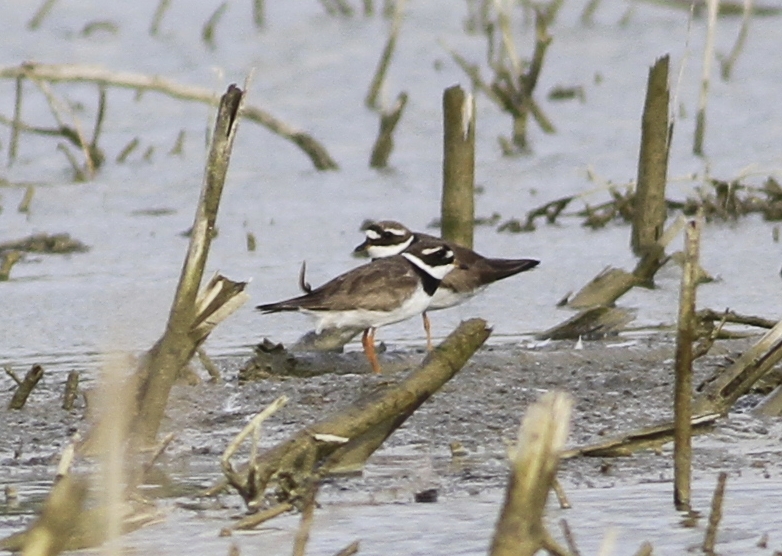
2 0 781 369
2 0 782 554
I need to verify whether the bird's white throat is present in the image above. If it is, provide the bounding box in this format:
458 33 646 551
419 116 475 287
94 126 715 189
402 252 455 280
366 235 413 259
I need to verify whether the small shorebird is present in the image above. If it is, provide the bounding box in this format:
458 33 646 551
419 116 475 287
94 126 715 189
354 220 539 349
256 239 456 374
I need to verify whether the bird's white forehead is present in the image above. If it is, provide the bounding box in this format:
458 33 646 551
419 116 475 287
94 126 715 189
366 229 381 239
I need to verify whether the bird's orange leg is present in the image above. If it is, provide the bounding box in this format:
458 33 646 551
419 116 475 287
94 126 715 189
422 312 433 351
362 327 382 374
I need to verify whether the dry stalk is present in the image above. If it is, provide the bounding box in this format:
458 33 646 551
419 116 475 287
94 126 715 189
369 91 408 168
116 138 139 163
220 319 491 509
0 251 23 281
632 55 671 257
693 0 719 155
673 218 701 511
0 63 338 170
132 85 247 446
692 316 782 416
202 2 228 50
196 347 221 382
291 482 319 556
221 502 294 534
8 364 44 409
9 76 23 166
28 0 60 30
441 85 476 249
62 371 80 410
489 391 573 556
18 185 35 213
365 0 405 110
702 471 727 554
720 0 753 79
149 0 171 36
253 0 265 28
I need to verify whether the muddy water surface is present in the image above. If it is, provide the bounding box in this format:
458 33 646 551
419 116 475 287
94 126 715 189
2 0 782 554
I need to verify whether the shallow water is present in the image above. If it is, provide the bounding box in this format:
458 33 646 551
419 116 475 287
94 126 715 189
2 1 782 553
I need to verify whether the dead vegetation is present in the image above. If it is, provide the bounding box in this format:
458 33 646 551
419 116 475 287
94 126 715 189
3 0 782 554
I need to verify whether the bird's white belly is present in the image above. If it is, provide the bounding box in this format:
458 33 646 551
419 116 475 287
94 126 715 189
304 285 433 332
428 285 486 310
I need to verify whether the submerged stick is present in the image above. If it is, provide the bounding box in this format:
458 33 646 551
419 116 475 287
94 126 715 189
673 218 701 511
489 392 572 556
0 63 338 170
702 472 727 554
632 55 671 257
441 85 475 249
369 91 408 168
133 85 245 446
18 185 35 213
365 2 404 110
693 0 719 155
8 364 44 409
253 0 265 28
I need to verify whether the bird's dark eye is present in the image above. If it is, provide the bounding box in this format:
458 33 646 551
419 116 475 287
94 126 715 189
382 231 393 238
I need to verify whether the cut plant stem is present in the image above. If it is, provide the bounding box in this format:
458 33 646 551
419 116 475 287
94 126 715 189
702 472 727 554
8 364 44 410
62 370 79 410
489 392 572 556
369 91 408 168
693 0 719 155
365 1 404 110
673 217 701 511
441 85 475 249
632 55 671 257
132 85 246 446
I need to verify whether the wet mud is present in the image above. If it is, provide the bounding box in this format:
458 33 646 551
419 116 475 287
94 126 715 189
2 333 782 555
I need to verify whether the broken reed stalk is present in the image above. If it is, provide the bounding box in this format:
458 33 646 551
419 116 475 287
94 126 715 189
8 364 44 409
149 0 171 36
693 0 719 156
489 392 572 556
692 315 782 416
720 0 753 79
365 2 404 110
369 91 408 168
632 55 671 257
0 250 23 281
0 63 338 170
9 76 23 167
753 383 782 417
62 371 80 410
28 0 60 30
441 85 476 249
291 482 319 556
673 218 701 511
18 475 88 556
253 0 265 28
202 2 228 50
702 471 727 554
196 347 221 382
132 85 245 446
18 185 35 213
222 319 491 508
